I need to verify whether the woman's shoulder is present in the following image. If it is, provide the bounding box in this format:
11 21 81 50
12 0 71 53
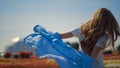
71 28 80 36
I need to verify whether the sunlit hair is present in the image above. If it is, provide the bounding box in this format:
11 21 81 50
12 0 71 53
80 8 120 55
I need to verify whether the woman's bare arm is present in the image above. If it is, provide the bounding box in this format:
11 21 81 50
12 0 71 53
59 32 73 39
90 46 103 59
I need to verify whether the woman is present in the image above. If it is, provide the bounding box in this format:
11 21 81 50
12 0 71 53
24 8 120 68
60 8 120 68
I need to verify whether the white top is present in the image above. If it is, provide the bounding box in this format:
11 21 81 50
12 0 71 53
72 28 107 68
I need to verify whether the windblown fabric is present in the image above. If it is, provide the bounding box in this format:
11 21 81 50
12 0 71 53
24 25 93 68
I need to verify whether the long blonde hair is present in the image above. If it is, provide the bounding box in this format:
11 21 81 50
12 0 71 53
80 8 120 55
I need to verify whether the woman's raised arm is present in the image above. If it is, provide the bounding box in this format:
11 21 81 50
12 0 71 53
59 32 73 39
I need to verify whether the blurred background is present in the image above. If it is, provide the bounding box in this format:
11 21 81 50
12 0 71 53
0 0 120 53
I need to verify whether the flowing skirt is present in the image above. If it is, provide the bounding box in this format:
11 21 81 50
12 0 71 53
24 25 93 68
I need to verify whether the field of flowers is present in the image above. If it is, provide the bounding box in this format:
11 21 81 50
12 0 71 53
104 60 120 68
104 54 120 68
0 57 120 68
0 58 59 68
0 51 120 68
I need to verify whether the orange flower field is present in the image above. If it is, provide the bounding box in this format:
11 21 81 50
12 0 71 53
0 58 59 68
0 54 120 68
104 54 120 68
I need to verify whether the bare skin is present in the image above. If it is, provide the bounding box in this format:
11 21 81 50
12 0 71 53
59 32 102 59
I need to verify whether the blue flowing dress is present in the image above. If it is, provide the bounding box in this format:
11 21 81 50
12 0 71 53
24 25 93 68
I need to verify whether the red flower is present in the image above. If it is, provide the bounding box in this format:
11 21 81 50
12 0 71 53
4 52 12 58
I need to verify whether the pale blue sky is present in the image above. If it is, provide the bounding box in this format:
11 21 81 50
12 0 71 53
0 0 120 52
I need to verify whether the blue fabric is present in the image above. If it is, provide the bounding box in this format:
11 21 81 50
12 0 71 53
24 25 93 68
